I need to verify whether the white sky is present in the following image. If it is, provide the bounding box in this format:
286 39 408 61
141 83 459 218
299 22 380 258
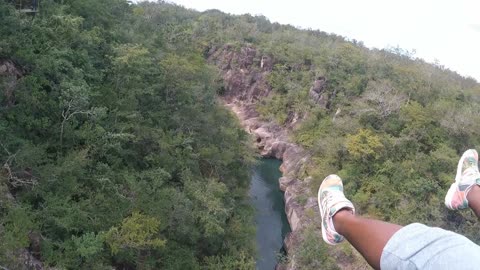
164 0 480 82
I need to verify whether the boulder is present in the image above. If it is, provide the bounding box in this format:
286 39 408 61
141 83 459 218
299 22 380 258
279 176 294 191
261 55 273 71
309 76 328 108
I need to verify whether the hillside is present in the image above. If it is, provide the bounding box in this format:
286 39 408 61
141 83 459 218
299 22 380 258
185 3 480 269
1 1 480 270
0 1 255 269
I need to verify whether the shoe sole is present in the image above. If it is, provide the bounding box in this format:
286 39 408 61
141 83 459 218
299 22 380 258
444 183 457 209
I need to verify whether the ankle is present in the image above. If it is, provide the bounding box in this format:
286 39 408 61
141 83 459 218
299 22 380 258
333 208 354 235
466 185 480 218
467 184 480 202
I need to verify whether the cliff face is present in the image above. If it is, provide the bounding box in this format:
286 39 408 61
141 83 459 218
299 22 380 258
0 59 23 108
209 45 324 269
208 45 273 103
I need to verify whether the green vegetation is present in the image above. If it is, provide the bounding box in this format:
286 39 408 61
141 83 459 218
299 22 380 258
295 227 338 270
2 0 480 269
0 1 255 269
190 5 480 269
164 2 480 269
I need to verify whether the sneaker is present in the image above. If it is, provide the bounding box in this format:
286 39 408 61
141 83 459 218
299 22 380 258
318 174 355 245
445 149 480 210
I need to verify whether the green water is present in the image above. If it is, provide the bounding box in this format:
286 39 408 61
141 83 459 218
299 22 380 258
250 159 292 270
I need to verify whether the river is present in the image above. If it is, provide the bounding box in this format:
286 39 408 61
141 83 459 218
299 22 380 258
250 159 292 270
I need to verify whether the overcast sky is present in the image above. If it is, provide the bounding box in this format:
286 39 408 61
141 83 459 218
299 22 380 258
164 0 480 82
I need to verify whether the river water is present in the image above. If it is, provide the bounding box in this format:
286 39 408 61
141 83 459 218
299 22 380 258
250 159 292 270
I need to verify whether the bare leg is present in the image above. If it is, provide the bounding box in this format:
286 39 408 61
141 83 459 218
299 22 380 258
333 210 402 270
467 185 480 218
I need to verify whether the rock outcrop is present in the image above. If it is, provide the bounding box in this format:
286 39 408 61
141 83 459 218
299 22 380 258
309 76 328 109
0 58 23 108
209 45 271 103
209 45 324 269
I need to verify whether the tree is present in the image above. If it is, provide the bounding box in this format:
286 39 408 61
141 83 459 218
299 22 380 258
363 80 407 118
346 129 384 161
105 212 165 256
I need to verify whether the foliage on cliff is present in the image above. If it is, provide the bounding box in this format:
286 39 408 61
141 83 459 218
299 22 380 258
162 2 480 268
180 2 480 268
214 11 480 234
0 1 255 269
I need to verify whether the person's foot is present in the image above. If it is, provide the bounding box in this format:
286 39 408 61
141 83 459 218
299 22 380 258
318 174 355 245
445 149 480 210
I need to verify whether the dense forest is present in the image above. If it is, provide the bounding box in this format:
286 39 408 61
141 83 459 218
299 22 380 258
0 1 256 269
1 0 480 269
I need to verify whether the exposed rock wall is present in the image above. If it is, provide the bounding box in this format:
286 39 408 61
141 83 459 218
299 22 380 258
208 45 272 103
209 45 324 269
309 76 329 109
0 58 23 108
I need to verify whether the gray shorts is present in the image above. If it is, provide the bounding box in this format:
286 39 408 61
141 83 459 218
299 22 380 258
381 223 480 270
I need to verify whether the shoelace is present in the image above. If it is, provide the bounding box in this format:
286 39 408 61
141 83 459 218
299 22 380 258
463 167 480 177
464 158 479 172
321 190 345 218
